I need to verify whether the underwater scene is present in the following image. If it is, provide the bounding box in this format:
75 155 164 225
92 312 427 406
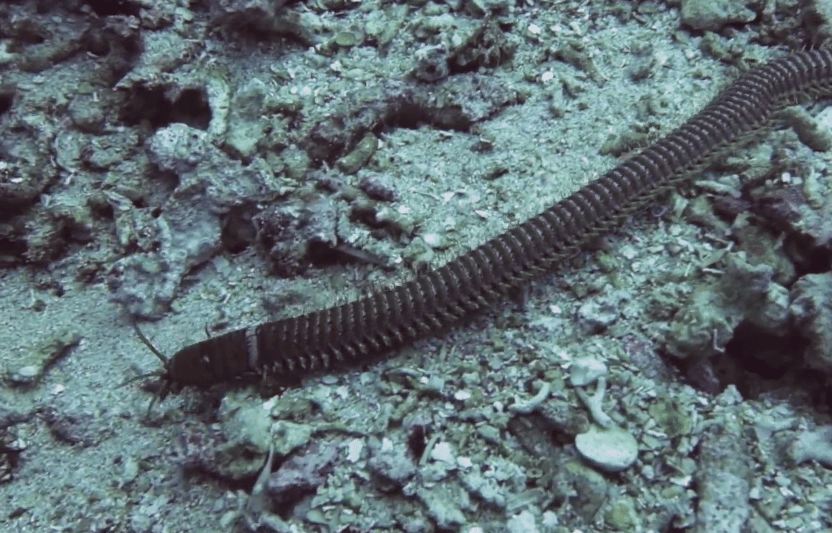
2 0 832 532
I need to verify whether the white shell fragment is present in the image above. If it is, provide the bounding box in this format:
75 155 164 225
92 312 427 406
11 365 39 384
568 357 608 386
346 438 364 463
431 441 455 463
575 425 639 473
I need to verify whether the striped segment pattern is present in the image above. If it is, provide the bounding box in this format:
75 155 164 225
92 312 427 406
173 49 832 387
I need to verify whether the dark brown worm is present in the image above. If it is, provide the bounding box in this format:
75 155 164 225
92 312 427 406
139 48 832 398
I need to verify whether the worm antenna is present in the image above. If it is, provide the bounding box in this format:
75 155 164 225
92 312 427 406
117 371 160 388
132 322 170 365
146 389 162 417
130 321 174 414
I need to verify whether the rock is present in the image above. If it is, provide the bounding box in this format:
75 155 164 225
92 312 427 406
367 440 417 491
267 444 338 506
790 273 832 373
108 123 281 318
576 298 619 334
569 357 607 387
507 510 539 533
681 0 756 31
695 409 751 533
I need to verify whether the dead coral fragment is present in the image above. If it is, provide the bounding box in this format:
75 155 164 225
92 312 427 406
789 425 832 467
7 328 82 387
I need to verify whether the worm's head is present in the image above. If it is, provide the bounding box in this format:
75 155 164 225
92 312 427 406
130 322 176 411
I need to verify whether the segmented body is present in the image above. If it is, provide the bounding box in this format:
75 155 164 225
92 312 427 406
150 48 832 394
